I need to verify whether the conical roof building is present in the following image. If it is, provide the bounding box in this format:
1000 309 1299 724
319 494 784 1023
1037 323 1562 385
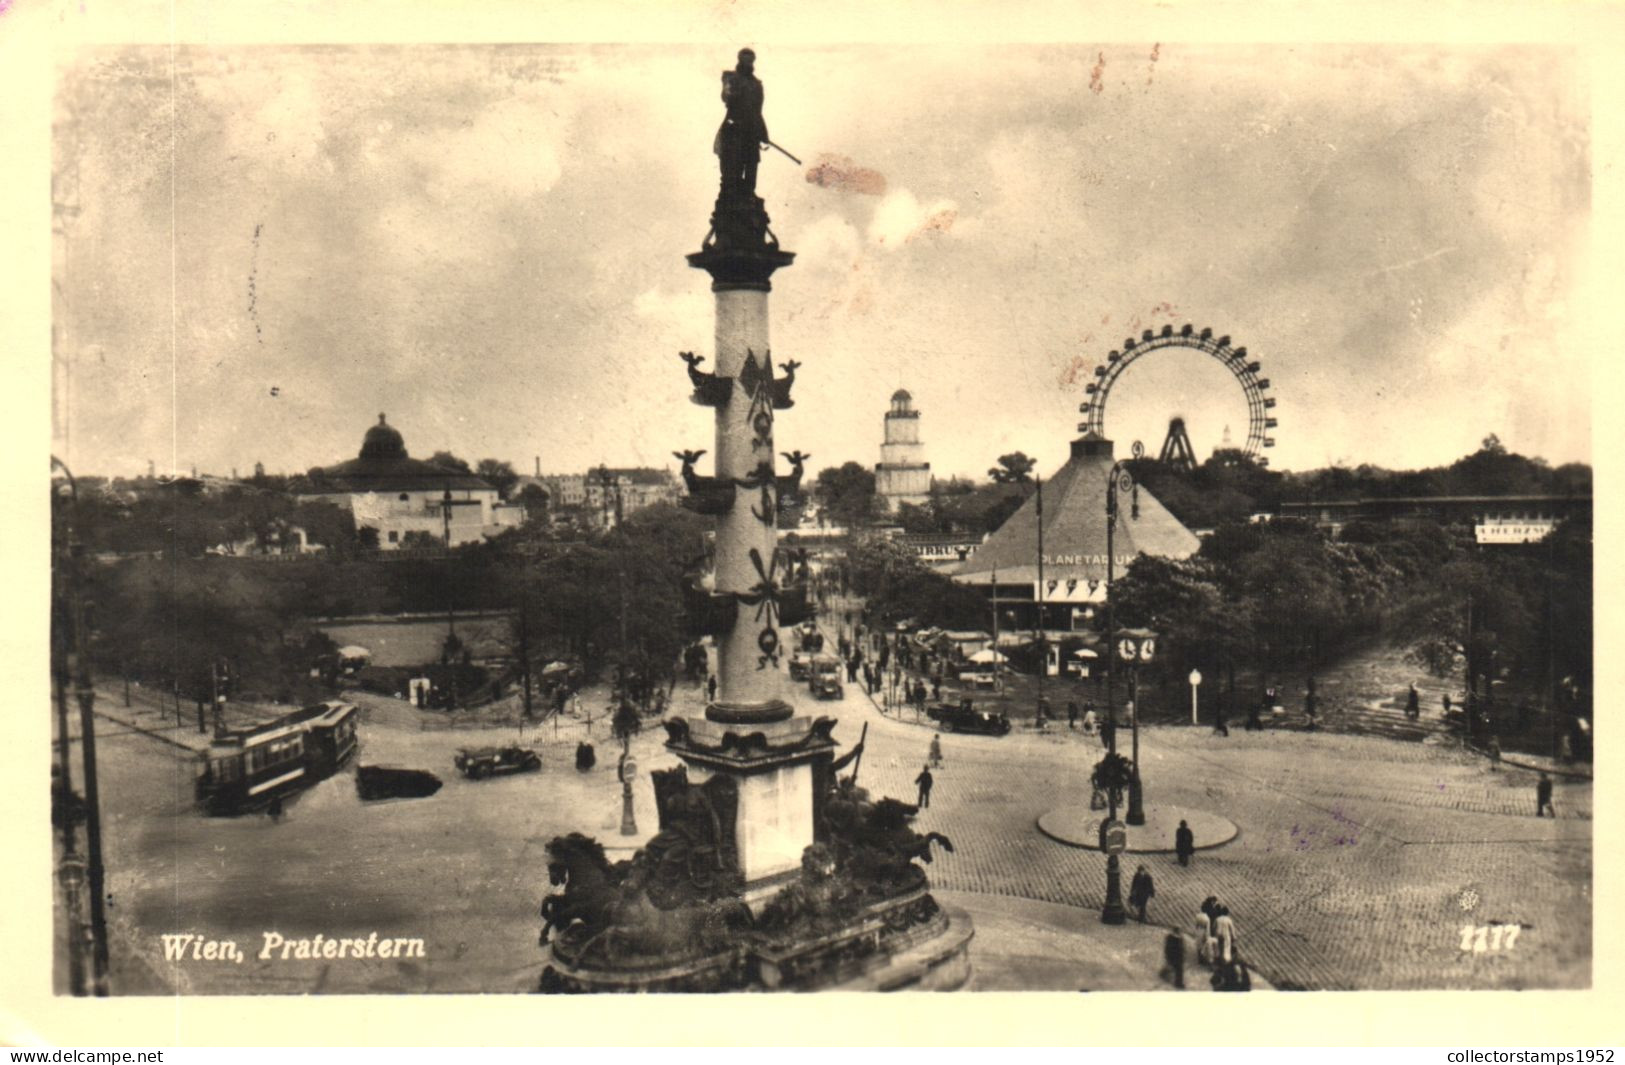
952 433 1200 629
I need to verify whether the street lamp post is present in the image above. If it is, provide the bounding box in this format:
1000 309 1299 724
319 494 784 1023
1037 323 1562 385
619 748 638 836
1099 442 1141 925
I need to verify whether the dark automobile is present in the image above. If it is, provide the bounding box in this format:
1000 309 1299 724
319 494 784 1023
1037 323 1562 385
809 654 844 700
927 700 1012 736
788 650 814 681
356 766 443 801
454 745 542 779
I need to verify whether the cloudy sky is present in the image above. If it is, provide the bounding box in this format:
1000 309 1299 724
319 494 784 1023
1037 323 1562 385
52 42 1590 481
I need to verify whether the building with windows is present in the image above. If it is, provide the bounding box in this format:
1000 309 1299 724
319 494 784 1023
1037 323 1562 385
301 415 521 549
875 389 931 513
1277 494 1590 543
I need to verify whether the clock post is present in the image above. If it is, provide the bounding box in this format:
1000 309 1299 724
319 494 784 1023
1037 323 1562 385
1117 628 1157 826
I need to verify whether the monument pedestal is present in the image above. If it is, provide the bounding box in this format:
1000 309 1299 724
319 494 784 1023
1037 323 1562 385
666 713 836 897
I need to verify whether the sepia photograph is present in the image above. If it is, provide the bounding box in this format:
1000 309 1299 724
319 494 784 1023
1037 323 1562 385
33 13 1606 1017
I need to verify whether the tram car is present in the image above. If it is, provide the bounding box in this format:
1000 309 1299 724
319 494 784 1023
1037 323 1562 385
195 700 360 816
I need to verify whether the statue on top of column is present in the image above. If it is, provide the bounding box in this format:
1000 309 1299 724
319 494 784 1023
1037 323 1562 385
715 48 768 202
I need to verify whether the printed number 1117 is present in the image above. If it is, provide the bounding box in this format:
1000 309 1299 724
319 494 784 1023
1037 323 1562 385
1460 924 1519 952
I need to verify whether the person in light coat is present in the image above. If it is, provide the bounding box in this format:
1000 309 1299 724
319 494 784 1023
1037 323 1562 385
1214 904 1237 964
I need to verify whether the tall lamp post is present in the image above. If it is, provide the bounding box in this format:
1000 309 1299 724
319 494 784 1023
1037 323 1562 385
51 456 110 995
1099 441 1141 925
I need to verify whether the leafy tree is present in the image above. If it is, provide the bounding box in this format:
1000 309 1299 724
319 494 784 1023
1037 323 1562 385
980 489 1029 532
988 451 1036 484
893 501 947 534
429 451 472 473
475 459 520 499
813 462 879 528
518 483 550 521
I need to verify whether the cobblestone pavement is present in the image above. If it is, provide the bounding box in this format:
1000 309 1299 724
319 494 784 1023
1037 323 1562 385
809 669 1590 990
67 648 1590 992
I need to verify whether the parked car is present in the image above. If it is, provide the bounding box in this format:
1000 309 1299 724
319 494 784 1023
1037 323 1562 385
809 654 844 700
454 745 542 779
927 699 1012 736
789 650 814 681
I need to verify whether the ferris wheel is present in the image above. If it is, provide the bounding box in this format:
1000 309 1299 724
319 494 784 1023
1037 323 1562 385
1076 324 1278 466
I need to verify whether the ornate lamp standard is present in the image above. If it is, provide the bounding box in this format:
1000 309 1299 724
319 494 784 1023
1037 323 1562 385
1116 627 1158 825
1099 441 1141 925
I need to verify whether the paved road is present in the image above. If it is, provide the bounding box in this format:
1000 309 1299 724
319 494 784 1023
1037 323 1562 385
60 646 1589 993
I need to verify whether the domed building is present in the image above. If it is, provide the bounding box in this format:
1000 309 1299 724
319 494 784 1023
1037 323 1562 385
875 389 931 513
301 415 523 549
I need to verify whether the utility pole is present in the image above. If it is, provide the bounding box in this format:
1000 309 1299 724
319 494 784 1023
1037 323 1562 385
51 486 86 997
1035 475 1046 718
990 566 1000 695
53 457 110 994
519 598 533 724
442 484 459 710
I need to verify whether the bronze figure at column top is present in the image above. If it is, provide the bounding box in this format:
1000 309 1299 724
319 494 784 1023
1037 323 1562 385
715 48 767 203
690 48 796 282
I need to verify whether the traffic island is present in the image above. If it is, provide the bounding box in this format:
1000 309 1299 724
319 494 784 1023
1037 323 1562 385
1037 804 1238 853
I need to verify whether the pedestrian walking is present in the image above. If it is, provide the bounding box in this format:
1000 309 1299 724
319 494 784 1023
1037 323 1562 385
1081 704 1097 735
928 734 943 768
1212 958 1252 992
1214 905 1236 964
575 741 596 773
1406 683 1420 720
1304 682 1318 731
706 674 718 702
1175 819 1195 866
1488 735 1502 769
1195 903 1218 965
862 662 874 694
1536 772 1555 817
1067 700 1079 729
1163 929 1187 989
915 765 934 809
1129 864 1156 923
931 676 942 702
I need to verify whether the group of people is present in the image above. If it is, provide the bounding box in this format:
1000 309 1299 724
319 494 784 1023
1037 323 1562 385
1194 896 1249 990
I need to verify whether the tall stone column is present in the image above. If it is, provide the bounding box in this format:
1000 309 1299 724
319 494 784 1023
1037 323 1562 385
665 83 838 893
708 285 789 721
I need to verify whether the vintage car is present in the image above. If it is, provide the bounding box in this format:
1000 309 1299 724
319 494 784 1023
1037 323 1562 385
808 654 844 700
926 700 1012 736
788 650 815 681
356 765 443 801
454 745 542 779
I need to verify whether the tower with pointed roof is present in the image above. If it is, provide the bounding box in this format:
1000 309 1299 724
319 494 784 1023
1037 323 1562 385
875 389 931 514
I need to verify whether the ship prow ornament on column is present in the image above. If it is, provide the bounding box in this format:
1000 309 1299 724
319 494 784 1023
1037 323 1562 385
538 50 970 993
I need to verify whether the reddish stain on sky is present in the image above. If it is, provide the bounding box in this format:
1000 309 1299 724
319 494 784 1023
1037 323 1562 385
804 153 888 196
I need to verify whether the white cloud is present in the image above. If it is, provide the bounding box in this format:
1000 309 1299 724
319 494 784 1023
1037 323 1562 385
868 188 962 249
